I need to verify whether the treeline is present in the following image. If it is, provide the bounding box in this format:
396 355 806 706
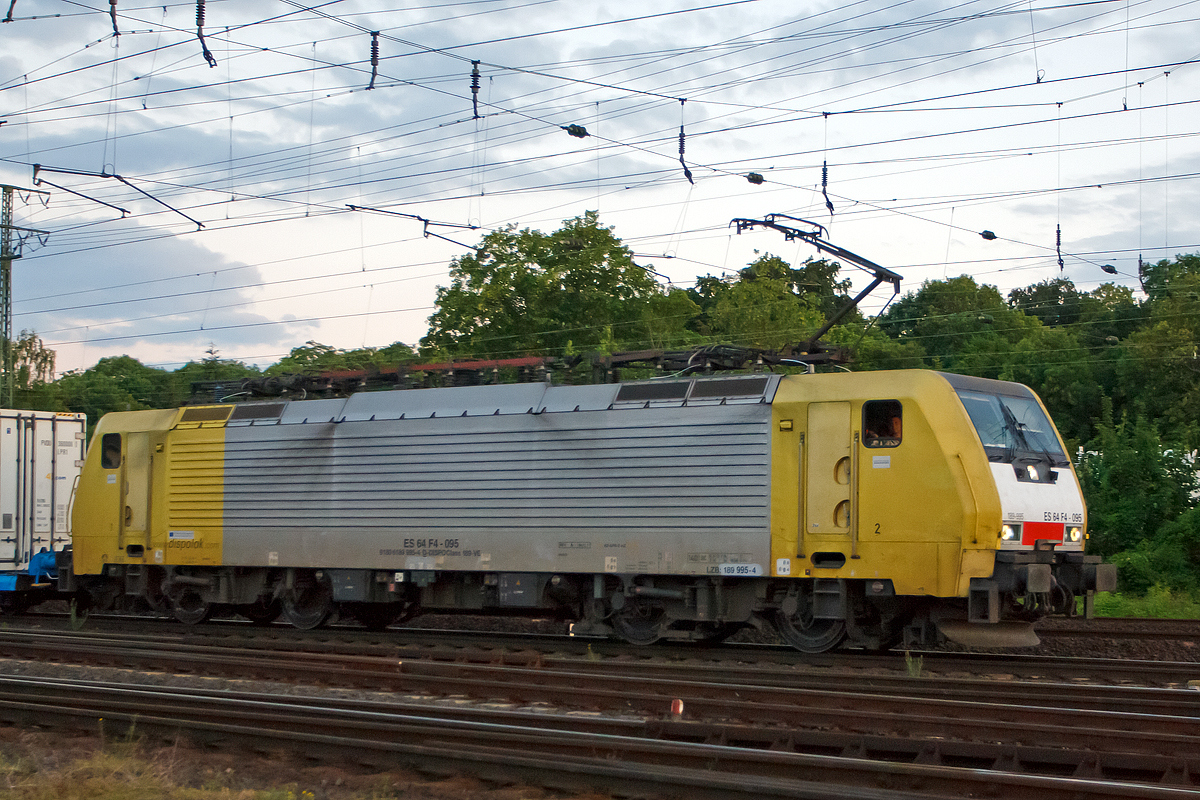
11 213 1200 595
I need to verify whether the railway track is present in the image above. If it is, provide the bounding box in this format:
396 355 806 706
1 672 1197 800
1 626 1200 797
5 611 1200 683
1038 616 1200 641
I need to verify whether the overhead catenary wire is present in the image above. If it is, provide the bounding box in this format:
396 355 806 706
6 0 1198 369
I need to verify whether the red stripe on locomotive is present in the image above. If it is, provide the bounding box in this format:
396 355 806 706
1021 521 1064 546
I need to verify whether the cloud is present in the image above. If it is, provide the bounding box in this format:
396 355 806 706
12 217 315 371
0 0 1196 375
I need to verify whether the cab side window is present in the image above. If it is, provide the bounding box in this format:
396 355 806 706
100 433 122 469
863 400 902 448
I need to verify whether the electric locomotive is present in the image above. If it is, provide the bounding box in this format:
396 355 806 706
47 368 1112 652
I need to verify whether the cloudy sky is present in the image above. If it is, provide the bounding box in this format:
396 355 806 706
2 0 1197 373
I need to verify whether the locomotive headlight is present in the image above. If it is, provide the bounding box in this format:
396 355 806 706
1066 526 1083 543
1000 524 1020 542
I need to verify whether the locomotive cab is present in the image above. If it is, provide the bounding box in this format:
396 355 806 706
767 370 1113 650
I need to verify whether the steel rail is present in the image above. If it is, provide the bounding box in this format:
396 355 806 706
14 611 1200 674
1038 619 1200 641
11 613 1200 683
0 676 1195 800
1 629 1200 786
4 628 1199 717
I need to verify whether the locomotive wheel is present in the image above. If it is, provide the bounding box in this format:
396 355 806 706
171 589 214 625
238 598 282 626
611 601 667 646
282 574 334 630
774 606 846 654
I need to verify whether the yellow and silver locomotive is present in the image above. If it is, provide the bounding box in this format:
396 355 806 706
61 369 1113 651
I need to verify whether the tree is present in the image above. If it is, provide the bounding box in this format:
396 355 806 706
688 254 851 350
12 330 56 387
168 347 263 404
877 275 1042 375
1077 283 1144 343
735 254 852 319
639 289 704 351
421 212 690 359
9 330 60 410
1139 253 1200 300
705 274 826 350
1092 256 1200 443
1076 403 1197 572
265 341 416 375
54 356 169 426
1007 277 1082 328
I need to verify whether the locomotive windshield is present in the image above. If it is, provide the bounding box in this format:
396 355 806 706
955 389 1068 466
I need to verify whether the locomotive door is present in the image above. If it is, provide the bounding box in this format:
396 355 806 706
120 431 152 554
804 402 854 546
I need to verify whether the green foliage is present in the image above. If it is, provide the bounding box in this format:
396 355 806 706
878 275 1041 374
173 347 262 385
1091 584 1200 618
706 274 827 349
420 211 684 358
69 598 89 631
685 254 852 351
1075 403 1197 561
1139 253 1200 301
904 650 924 678
1105 508 1200 594
1008 277 1082 327
12 329 56 388
54 356 165 420
265 340 414 375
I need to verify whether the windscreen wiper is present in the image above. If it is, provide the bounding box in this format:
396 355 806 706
998 401 1030 460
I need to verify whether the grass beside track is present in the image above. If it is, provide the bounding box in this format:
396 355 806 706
1092 585 1200 618
0 725 582 800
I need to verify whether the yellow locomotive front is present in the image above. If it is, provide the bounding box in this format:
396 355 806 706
768 370 1115 650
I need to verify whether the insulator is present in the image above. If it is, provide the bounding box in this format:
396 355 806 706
821 160 834 215
470 61 481 118
1056 224 1064 271
195 0 216 67
980 230 997 240
565 124 589 138
678 125 686 157
746 172 764 185
367 31 380 90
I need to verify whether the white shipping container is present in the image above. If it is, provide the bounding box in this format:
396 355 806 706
0 410 87 569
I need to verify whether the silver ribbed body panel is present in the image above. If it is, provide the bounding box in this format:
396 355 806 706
220 400 773 574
